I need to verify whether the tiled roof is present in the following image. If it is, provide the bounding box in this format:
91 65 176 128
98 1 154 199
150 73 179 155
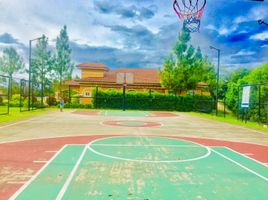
65 67 208 87
77 62 109 71
64 79 80 86
79 68 160 85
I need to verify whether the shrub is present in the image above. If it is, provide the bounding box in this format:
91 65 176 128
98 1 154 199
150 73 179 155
92 90 213 112
0 96 3 105
46 96 57 106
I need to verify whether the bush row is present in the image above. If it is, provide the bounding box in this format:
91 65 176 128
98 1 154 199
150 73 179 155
92 90 214 112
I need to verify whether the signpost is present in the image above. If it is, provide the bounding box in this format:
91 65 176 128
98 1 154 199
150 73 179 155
241 86 251 108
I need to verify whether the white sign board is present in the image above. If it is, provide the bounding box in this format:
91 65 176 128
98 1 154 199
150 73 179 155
241 86 251 108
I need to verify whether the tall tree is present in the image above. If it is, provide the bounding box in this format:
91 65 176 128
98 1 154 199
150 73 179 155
0 47 24 78
32 35 52 105
53 25 74 96
160 31 206 93
159 56 182 93
0 47 24 98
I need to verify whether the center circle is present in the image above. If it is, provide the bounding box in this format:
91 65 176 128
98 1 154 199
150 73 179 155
87 136 211 163
102 121 161 127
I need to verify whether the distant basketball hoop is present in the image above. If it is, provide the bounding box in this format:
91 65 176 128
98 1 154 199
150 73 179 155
173 0 206 32
116 73 134 85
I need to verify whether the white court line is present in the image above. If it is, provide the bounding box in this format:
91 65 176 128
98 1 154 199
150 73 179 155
88 136 211 163
45 150 58 153
211 148 268 182
56 145 87 200
91 144 202 147
8 181 27 184
0 119 32 129
33 160 47 164
224 147 268 168
243 153 254 156
9 145 68 200
0 134 267 147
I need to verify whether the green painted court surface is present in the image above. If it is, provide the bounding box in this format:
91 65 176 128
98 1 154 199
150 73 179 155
100 111 149 117
12 136 268 200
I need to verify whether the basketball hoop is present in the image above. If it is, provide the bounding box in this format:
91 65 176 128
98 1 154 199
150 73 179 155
173 0 206 32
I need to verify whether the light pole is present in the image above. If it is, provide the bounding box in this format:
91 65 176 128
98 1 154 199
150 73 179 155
28 37 43 111
210 46 220 116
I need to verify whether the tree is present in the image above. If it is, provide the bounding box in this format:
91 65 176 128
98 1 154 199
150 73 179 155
32 35 52 105
199 57 217 99
159 56 182 93
225 68 250 112
53 25 74 96
160 30 211 94
0 47 24 98
0 47 24 78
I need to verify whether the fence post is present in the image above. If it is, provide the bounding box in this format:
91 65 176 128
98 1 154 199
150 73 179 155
7 76 10 115
224 97 226 118
69 85 71 103
95 86 98 109
258 85 261 124
237 86 240 120
122 84 126 111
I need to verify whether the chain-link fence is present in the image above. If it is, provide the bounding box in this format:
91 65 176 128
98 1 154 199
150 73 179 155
0 75 10 115
237 83 268 125
66 86 215 113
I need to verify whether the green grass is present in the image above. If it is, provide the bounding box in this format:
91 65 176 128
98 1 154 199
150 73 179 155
189 112 268 132
0 107 50 124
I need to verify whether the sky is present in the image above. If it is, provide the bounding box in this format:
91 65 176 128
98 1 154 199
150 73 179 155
0 0 267 78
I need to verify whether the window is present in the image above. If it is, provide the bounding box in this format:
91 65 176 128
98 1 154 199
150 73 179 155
84 91 91 97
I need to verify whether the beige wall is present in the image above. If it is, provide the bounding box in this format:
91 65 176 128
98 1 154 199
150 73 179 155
81 69 105 78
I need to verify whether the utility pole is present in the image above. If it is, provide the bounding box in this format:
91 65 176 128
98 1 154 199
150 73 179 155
210 46 221 116
28 37 43 111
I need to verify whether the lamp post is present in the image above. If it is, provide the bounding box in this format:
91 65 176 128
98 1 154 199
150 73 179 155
28 37 43 111
210 46 221 116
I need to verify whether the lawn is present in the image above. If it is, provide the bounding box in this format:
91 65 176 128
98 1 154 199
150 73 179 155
189 112 268 132
0 107 50 124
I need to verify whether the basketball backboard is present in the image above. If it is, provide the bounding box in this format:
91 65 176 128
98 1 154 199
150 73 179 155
116 73 134 85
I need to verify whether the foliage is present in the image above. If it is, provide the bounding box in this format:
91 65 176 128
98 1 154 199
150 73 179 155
159 30 216 95
225 63 268 123
53 25 74 95
0 47 24 77
31 35 53 96
46 96 57 106
92 90 213 112
0 96 3 105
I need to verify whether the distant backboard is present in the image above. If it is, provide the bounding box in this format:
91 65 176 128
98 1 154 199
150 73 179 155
116 73 134 85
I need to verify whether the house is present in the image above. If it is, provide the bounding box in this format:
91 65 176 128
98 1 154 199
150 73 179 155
64 62 210 104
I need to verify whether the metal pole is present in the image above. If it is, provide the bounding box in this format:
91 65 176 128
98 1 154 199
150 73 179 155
210 46 220 116
122 73 126 111
28 37 43 111
258 85 261 124
216 49 220 116
28 40 32 111
7 76 10 115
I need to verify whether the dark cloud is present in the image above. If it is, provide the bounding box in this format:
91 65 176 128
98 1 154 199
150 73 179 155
107 24 156 49
93 0 157 21
0 33 18 44
70 41 164 69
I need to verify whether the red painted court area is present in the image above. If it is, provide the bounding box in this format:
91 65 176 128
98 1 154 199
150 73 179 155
0 135 267 200
72 110 178 117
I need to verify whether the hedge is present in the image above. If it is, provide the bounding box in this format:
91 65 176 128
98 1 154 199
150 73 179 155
92 90 214 112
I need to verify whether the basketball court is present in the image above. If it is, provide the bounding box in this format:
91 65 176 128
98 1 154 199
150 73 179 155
0 110 268 199
0 0 267 199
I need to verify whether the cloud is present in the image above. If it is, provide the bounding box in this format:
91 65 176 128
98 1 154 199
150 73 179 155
0 33 18 44
250 31 268 41
93 0 157 21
